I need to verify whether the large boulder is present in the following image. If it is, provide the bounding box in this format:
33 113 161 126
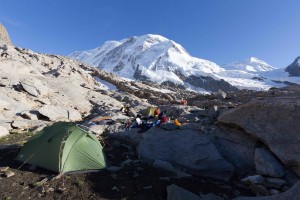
20 78 48 97
218 97 300 176
38 105 82 121
137 129 235 181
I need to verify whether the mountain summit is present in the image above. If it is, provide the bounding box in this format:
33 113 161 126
69 34 237 92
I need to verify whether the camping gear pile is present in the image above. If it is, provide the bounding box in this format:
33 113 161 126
124 106 182 133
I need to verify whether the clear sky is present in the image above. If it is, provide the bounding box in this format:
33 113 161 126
0 0 299 68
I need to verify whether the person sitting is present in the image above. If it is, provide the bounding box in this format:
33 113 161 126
158 116 168 127
126 116 142 130
158 110 167 119
157 110 169 127
154 107 161 117
181 99 187 106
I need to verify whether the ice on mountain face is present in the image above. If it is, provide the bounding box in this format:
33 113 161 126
94 77 117 90
141 68 184 84
222 57 275 72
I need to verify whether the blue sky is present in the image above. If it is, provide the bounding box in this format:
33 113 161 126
0 0 299 68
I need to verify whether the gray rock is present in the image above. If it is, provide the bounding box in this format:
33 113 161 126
106 166 122 172
255 148 285 177
212 90 227 99
137 129 235 181
218 97 300 176
88 125 106 135
20 78 48 97
21 110 39 120
153 160 192 178
234 181 300 200
11 120 48 130
160 123 178 131
0 120 12 131
67 108 82 121
241 175 265 185
211 126 256 174
167 184 201 200
249 184 270 196
269 189 280 195
0 125 9 137
265 178 286 187
38 105 81 121
0 99 10 110
200 193 224 200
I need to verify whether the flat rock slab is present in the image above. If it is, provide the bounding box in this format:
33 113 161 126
38 105 82 121
137 128 234 181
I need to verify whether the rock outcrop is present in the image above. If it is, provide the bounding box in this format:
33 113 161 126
218 96 300 176
285 56 300 76
0 23 12 45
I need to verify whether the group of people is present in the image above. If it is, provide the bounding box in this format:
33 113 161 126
124 107 182 133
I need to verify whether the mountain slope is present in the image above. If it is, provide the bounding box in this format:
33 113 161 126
285 56 300 76
69 34 237 93
222 57 276 72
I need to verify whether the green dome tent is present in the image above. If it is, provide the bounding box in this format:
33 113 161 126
16 122 106 173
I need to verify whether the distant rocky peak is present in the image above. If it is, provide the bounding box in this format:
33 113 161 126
0 23 12 46
285 56 300 76
295 56 300 64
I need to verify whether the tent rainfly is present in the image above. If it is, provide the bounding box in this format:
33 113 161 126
146 106 158 116
16 122 106 173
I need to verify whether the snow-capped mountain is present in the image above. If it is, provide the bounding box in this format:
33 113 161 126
69 34 300 92
222 57 275 72
218 57 300 90
69 34 237 93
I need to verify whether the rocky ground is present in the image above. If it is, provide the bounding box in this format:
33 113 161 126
1 136 254 200
0 87 300 199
